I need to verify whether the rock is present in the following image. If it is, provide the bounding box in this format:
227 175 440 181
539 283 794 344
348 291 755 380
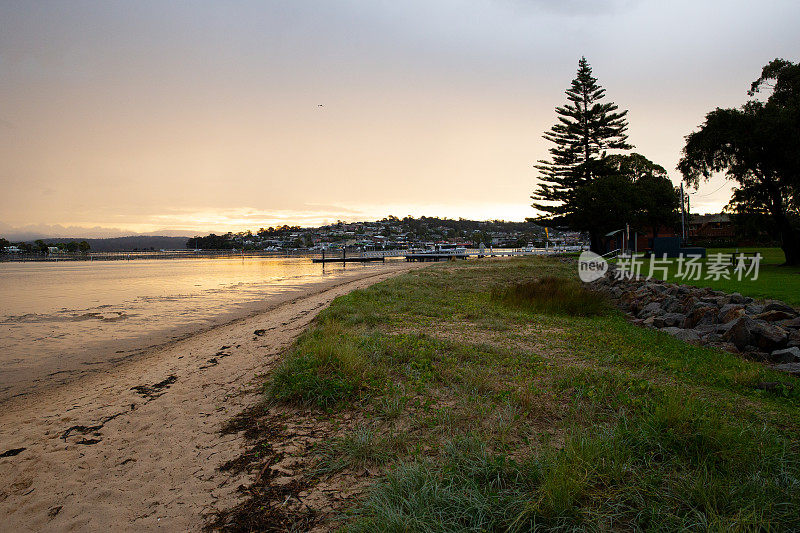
643 316 656 327
684 305 718 328
763 301 798 316
653 313 686 328
768 347 800 364
729 292 748 304
789 330 800 348
718 304 745 324
663 298 683 314
773 362 800 375
645 282 668 294
745 304 764 315
662 327 701 343
755 310 797 322
700 296 727 307
782 317 800 328
754 322 789 351
638 301 665 318
681 296 700 313
721 316 757 350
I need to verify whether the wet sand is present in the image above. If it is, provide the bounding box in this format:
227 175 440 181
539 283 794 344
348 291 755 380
0 263 419 531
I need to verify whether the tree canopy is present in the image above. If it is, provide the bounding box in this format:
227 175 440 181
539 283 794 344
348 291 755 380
679 58 800 265
569 154 679 246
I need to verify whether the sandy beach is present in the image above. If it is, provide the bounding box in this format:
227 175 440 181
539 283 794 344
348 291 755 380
0 263 418 531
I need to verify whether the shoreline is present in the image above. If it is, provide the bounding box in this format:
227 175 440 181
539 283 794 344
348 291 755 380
0 259 406 404
0 262 421 531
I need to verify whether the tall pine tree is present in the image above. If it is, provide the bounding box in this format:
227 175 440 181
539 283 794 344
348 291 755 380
531 57 631 251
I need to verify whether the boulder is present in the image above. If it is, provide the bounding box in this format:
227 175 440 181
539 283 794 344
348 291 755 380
718 304 745 324
681 296 700 313
700 295 727 307
638 301 665 318
745 304 764 315
663 298 683 314
653 313 687 328
768 347 800 364
728 292 748 304
684 305 718 329
763 301 798 316
755 310 797 322
645 282 669 294
662 327 701 343
721 316 757 350
789 330 800 347
754 322 789 351
772 362 800 375
782 317 800 329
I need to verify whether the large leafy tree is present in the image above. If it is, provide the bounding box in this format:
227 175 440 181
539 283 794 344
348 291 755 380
605 153 680 238
531 57 632 251
679 58 800 265
570 154 679 251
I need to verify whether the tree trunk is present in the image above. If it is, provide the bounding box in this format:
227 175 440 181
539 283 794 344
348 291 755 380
777 219 800 266
589 230 604 254
766 181 800 266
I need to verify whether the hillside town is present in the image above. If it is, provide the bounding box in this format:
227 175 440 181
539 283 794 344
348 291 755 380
1 213 745 256
185 216 581 251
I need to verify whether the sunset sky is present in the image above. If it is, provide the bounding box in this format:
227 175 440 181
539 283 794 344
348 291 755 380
1 1 798 238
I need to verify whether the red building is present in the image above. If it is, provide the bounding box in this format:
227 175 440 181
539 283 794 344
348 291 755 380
688 213 735 240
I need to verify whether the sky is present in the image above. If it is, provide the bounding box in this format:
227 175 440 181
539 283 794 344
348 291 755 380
1 0 798 238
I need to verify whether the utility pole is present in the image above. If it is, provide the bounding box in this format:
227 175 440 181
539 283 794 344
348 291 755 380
686 193 691 244
680 183 686 245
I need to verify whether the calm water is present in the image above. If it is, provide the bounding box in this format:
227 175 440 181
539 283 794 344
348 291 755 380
0 257 390 401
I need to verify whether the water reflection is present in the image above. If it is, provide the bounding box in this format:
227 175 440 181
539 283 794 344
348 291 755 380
0 257 391 401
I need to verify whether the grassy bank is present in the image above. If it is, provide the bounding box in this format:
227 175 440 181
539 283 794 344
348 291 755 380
231 256 800 531
630 247 800 306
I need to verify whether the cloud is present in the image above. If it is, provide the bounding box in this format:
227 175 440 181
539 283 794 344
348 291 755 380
0 201 538 239
500 0 640 16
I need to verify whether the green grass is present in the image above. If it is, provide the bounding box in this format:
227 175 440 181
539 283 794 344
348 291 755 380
491 276 610 317
313 424 404 475
632 247 800 306
258 256 800 530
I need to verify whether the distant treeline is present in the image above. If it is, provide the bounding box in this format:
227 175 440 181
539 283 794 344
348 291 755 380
186 234 236 249
1 238 90 253
0 236 191 252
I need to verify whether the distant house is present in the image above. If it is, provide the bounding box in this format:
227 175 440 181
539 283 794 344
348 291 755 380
47 246 60 254
3 246 21 253
689 213 735 240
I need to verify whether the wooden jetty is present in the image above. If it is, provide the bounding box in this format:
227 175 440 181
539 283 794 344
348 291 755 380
404 253 468 262
312 256 385 263
312 250 385 263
